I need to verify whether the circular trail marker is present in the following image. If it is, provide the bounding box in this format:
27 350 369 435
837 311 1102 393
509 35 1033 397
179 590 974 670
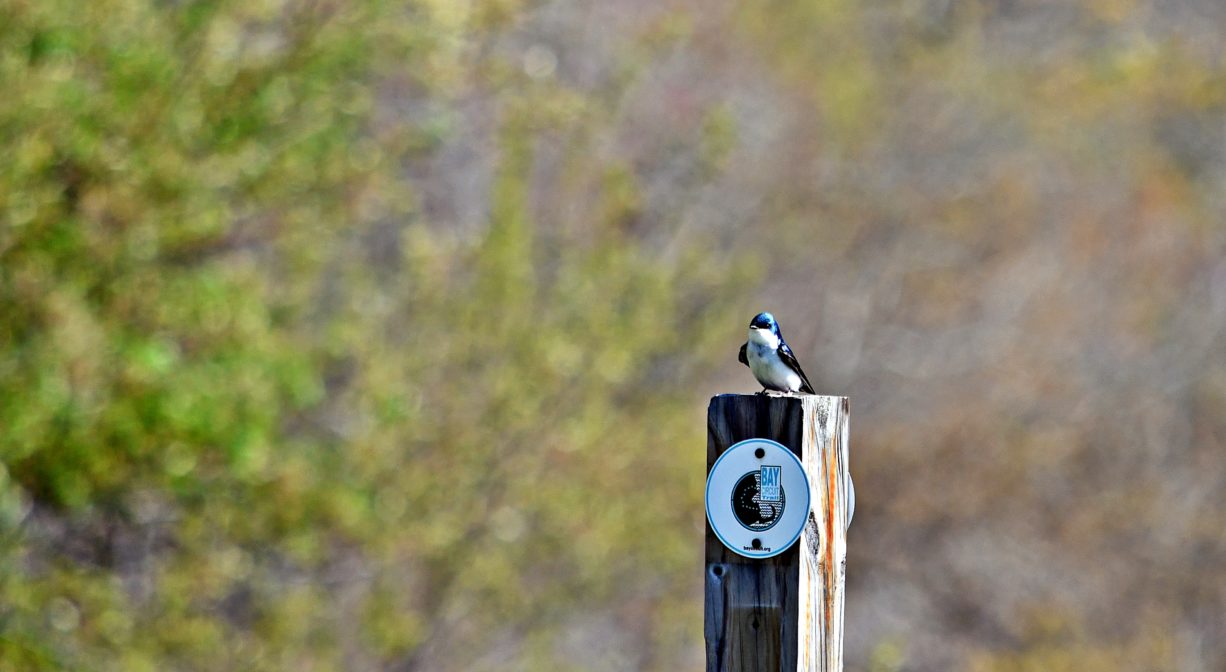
705 438 811 559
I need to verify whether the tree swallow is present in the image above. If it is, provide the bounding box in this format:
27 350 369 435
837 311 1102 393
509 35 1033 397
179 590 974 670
738 312 816 394
738 312 854 527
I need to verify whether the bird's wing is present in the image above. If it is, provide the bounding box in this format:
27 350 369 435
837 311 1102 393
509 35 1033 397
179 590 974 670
738 343 749 367
778 341 815 394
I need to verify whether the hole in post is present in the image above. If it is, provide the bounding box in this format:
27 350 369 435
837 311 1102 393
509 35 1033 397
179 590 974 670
751 538 762 549
712 565 723 577
751 617 760 630
754 448 765 459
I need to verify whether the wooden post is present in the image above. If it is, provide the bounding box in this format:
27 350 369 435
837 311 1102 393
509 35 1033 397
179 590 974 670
705 393 851 672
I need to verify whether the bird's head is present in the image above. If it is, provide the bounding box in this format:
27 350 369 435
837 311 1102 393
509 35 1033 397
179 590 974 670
748 312 780 336
749 312 778 332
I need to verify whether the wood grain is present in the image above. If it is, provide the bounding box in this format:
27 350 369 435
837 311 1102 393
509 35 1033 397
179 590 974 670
705 393 850 672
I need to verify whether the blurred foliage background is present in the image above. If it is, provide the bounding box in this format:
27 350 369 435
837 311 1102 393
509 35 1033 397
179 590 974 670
2 0 1225 670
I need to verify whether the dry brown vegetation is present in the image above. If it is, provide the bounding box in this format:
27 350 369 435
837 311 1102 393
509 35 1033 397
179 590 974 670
2 0 1224 670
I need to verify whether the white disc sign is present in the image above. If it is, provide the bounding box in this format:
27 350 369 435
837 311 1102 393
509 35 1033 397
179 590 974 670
705 438 811 559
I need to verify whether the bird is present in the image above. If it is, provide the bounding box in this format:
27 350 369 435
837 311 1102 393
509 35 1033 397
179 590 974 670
738 312 815 394
738 312 854 527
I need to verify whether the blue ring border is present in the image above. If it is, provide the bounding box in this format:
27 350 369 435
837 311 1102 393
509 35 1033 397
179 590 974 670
705 438 811 559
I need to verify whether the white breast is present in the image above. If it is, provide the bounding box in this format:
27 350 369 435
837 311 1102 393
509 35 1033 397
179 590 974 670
746 330 803 392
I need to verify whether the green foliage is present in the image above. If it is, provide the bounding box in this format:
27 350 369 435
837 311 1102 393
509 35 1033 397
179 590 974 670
7 0 1223 669
0 1 749 669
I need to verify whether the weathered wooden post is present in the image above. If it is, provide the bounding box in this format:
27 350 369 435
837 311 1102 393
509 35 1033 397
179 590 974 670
705 393 851 672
